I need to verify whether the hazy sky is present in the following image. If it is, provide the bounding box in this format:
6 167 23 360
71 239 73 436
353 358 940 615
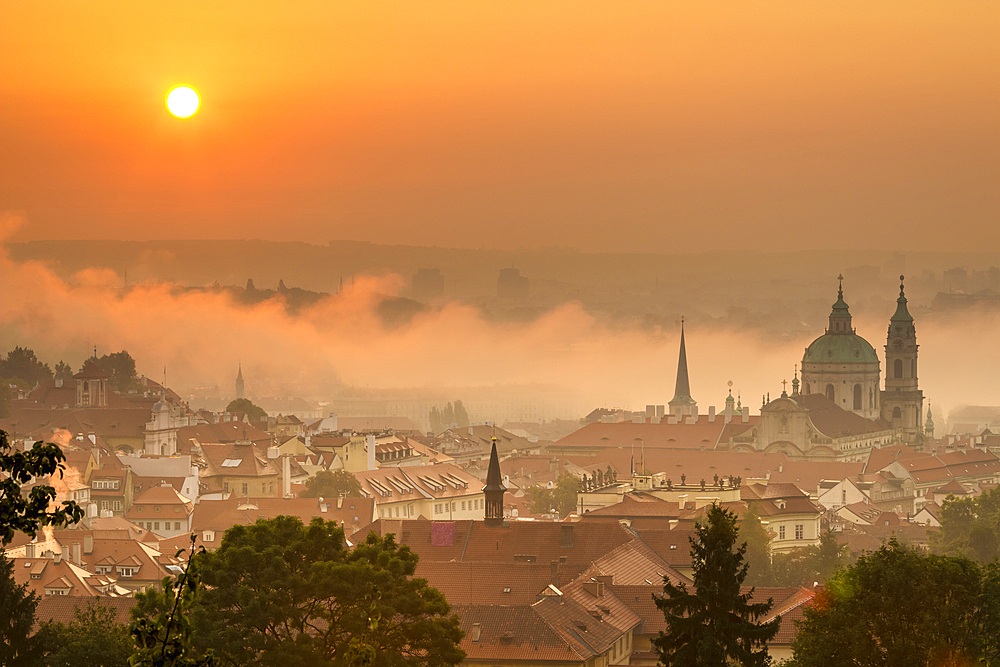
2 2 997 251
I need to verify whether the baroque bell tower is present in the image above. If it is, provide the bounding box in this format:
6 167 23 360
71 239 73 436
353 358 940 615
882 276 924 442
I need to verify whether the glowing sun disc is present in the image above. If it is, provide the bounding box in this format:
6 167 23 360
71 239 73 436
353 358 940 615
166 86 200 117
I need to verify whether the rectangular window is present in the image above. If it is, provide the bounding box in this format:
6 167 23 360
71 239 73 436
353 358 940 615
394 506 399 517
174 506 180 513
461 501 466 511
113 501 121 511
795 524 804 540
778 525 785 540
101 500 109 510
174 522 181 530
224 482 229 492
154 522 160 530
270 482 275 494
451 502 456 511
242 483 248 495
262 483 267 495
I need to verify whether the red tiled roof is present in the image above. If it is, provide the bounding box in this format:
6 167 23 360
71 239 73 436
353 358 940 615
794 394 893 437
552 417 729 452
34 596 137 630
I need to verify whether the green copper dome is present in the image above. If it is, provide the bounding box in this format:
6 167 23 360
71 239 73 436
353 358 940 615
803 333 879 364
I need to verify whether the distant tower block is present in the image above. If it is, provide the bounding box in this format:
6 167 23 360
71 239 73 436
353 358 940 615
236 363 245 399
482 437 507 527
668 318 697 418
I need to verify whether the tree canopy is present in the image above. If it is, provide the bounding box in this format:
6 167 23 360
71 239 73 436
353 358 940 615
931 486 1000 562
0 553 41 667
527 473 581 517
653 503 779 667
185 516 464 667
1 430 84 546
0 347 52 388
790 539 998 667
35 601 133 667
224 398 267 422
88 351 139 393
299 470 364 499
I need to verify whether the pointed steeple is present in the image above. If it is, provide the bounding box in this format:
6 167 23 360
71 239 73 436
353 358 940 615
668 318 697 416
483 436 506 527
925 402 935 439
890 274 914 324
235 363 245 400
828 274 854 334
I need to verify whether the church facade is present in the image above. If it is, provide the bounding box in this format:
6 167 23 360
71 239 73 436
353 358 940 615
726 276 924 461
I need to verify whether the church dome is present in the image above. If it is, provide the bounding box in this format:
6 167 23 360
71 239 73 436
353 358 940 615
803 332 879 364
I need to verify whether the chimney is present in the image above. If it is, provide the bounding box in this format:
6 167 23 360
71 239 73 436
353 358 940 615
471 623 482 642
742 411 750 423
282 455 292 498
366 435 377 471
708 406 716 422
25 543 35 559
84 534 93 554
72 542 82 566
550 559 560 585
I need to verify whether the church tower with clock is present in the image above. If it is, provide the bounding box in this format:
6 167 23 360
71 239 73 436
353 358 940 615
881 276 924 440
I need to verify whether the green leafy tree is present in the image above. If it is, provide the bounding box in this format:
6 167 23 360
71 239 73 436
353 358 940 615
88 351 139 393
0 381 12 419
53 361 74 383
0 553 41 667
790 539 986 667
0 347 53 388
35 600 132 667
442 402 455 427
187 516 464 667
932 486 1000 562
299 470 363 498
742 504 773 587
130 536 217 667
771 530 851 587
452 401 469 428
982 560 1000 667
428 407 443 434
224 398 267 423
653 503 779 667
527 473 581 517
1 430 84 545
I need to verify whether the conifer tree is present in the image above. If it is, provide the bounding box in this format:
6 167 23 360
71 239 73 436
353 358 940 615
653 503 779 667
0 554 41 667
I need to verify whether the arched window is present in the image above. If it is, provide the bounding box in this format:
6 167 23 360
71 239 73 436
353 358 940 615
853 384 862 410
894 359 903 378
825 384 835 402
805 383 811 395
892 407 901 419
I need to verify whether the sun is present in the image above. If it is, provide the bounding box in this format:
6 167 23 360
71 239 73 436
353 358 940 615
165 85 200 118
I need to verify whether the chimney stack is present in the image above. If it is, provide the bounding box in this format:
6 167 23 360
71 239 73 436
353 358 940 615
550 559 560 585
282 455 292 498
72 542 82 566
366 434 377 471
25 543 35 559
84 534 93 554
708 406 716 422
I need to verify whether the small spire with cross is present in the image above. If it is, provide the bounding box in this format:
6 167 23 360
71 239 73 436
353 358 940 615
837 273 844 298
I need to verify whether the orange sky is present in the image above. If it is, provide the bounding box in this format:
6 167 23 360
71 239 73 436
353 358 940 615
2 2 998 251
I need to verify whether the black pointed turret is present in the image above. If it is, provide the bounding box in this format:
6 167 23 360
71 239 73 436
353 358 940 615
668 319 697 415
483 437 506 526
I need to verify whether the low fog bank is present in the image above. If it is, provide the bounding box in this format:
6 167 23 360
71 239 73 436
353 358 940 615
1 218 996 427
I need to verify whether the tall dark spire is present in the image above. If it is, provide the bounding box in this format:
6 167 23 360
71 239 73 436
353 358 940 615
235 363 245 400
483 436 506 527
669 318 697 416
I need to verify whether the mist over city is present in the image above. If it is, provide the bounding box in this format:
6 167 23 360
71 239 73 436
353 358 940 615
2 3 999 667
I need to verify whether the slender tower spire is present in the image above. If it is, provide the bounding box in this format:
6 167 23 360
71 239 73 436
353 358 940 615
483 436 506 527
236 363 245 400
668 317 697 417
